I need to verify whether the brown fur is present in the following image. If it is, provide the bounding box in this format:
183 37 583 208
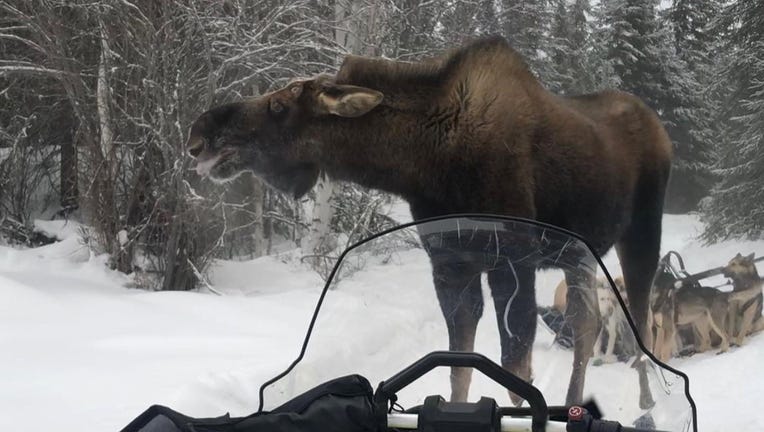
186 36 672 408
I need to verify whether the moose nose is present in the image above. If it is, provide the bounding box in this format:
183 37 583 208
187 137 204 158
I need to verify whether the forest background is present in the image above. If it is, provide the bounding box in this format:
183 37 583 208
1 0 761 289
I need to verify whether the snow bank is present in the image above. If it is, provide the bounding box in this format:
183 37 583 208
0 214 761 431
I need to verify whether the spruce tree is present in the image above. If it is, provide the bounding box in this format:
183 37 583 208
601 0 717 213
500 0 554 83
476 0 502 35
549 0 599 94
701 0 764 241
660 0 719 212
567 0 598 93
601 0 664 108
547 0 574 92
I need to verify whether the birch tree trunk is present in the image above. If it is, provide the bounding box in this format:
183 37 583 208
300 0 365 265
301 173 336 261
96 19 131 273
97 26 114 178
251 177 267 257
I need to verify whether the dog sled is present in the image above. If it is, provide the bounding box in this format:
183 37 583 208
659 250 763 290
651 250 764 359
123 215 695 432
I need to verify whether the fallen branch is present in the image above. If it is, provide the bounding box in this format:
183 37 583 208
186 258 224 296
0 216 56 246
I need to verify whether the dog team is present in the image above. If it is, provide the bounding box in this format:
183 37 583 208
552 252 762 363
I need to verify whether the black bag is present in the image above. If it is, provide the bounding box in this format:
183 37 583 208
121 375 377 432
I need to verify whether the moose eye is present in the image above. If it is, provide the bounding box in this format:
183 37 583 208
290 85 301 95
269 99 286 115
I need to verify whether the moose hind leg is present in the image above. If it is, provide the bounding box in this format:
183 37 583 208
616 193 663 408
616 167 668 348
604 317 619 362
563 268 600 406
616 237 660 356
431 260 484 402
487 265 536 406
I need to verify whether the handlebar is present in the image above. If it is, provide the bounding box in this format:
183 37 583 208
387 413 567 432
386 406 668 432
376 352 669 432
387 413 660 432
376 351 548 432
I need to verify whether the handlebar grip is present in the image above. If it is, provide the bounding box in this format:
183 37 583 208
376 351 548 432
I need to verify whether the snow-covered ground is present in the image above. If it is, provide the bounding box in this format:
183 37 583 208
0 214 762 431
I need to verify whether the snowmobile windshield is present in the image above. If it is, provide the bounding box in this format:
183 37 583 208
261 215 695 431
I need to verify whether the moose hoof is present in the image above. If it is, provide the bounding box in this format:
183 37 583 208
509 391 525 407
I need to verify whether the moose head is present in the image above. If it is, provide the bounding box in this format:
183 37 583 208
186 75 383 198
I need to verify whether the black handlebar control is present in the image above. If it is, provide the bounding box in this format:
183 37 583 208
567 406 622 432
566 406 667 432
418 395 501 432
374 351 548 432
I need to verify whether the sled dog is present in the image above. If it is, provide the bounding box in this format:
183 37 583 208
722 253 763 344
675 284 760 354
651 252 763 359
554 277 635 362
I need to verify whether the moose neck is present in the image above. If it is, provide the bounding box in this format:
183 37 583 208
307 106 437 202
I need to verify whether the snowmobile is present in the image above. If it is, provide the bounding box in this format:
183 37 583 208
122 215 697 432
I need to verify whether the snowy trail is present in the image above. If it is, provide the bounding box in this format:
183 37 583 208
0 215 762 431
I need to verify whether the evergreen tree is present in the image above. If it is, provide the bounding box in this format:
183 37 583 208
476 0 502 35
600 0 664 108
601 0 717 213
567 0 599 93
588 2 621 91
548 0 574 92
660 0 719 212
548 0 600 94
670 0 718 61
701 0 764 241
500 0 554 83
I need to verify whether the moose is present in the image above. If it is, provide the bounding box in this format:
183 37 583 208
186 36 672 408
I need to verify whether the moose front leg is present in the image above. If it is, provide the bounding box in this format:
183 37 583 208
488 265 537 406
431 259 484 402
564 268 600 406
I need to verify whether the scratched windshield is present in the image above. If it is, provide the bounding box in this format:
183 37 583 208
261 216 694 431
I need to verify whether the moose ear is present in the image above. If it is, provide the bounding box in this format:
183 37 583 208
735 252 743 258
746 252 755 261
318 85 383 118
